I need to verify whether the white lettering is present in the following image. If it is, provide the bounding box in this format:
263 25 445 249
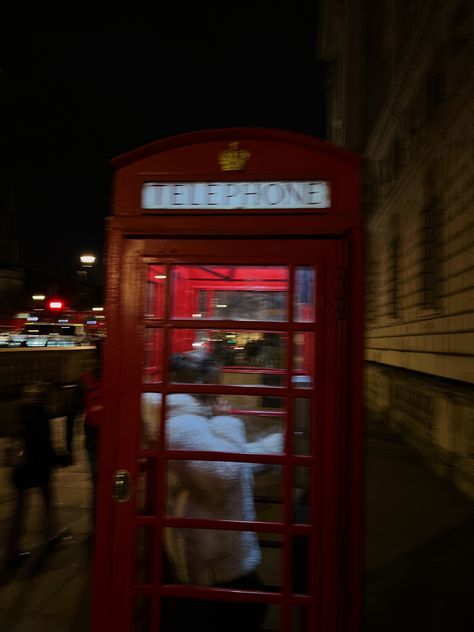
142 181 330 210
285 182 305 206
172 184 185 205
306 181 327 205
226 183 241 204
205 183 219 205
263 183 285 205
244 183 261 205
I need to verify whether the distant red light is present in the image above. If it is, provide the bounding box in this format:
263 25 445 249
48 300 64 310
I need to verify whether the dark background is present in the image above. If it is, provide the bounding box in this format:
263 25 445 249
1 12 326 287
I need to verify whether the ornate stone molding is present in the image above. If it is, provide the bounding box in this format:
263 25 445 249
365 1 439 160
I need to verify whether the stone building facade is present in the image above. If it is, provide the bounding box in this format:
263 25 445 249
318 0 474 498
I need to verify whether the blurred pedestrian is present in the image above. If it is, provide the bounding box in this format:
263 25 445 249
5 382 69 568
77 338 105 528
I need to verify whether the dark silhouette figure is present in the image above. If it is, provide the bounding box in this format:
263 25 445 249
76 339 104 528
5 383 67 567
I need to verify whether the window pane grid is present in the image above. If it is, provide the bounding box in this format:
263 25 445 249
138 261 319 630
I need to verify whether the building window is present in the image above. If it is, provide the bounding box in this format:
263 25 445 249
389 217 401 319
366 253 377 323
420 169 443 309
450 0 471 53
420 199 443 309
426 66 445 121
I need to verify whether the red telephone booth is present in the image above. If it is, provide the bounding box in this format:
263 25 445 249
93 128 364 632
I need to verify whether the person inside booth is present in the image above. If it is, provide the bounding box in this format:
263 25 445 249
161 350 283 632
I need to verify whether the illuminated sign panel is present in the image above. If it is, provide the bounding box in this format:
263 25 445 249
142 181 330 210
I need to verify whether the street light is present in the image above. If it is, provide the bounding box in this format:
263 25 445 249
80 254 96 266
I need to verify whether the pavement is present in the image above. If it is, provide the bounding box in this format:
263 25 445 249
0 416 473 631
364 420 474 631
0 417 92 632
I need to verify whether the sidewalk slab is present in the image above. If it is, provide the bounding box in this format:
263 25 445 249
1 419 473 631
365 420 474 631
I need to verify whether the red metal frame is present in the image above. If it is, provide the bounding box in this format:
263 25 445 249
94 128 363 632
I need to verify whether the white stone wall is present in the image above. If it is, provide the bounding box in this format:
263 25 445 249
365 0 474 386
319 0 474 498
363 1 474 498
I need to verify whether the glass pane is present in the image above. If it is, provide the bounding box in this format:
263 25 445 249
137 458 157 516
169 331 287 385
165 461 283 522
170 265 289 321
162 528 281 589
254 465 284 522
143 329 163 384
165 394 284 450
264 605 281 632
292 332 314 388
294 267 316 322
258 533 283 590
145 264 166 319
294 398 311 455
140 392 162 449
293 467 310 524
292 537 310 594
135 526 154 584
134 595 151 632
160 596 275 632
292 606 309 630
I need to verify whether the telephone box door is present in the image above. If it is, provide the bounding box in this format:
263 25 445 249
98 235 349 632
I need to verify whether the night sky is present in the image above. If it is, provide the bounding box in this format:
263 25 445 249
1 11 325 280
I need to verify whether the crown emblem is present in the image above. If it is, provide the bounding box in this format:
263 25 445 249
218 142 251 171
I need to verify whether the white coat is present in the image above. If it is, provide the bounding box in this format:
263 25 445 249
163 393 282 586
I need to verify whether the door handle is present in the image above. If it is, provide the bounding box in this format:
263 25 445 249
112 469 132 503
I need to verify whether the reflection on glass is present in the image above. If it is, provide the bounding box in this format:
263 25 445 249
170 329 287 385
135 526 154 584
134 595 151 632
294 267 316 322
294 398 311 455
137 458 157 516
145 264 166 319
170 265 289 321
143 329 163 384
293 467 310 525
140 392 162 448
292 332 314 388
